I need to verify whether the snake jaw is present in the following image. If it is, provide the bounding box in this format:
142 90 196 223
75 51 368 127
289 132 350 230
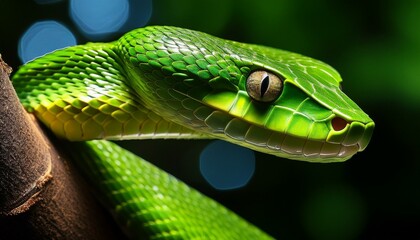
222 107 374 162
201 109 374 162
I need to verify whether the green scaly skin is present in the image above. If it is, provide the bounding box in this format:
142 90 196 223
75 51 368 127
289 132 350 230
12 26 374 239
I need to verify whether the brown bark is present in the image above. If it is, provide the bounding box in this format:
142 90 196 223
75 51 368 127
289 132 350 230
0 55 126 239
0 56 51 216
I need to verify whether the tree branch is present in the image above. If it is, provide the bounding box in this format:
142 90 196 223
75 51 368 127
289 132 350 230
0 54 126 239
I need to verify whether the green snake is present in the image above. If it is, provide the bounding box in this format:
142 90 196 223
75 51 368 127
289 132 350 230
12 26 374 239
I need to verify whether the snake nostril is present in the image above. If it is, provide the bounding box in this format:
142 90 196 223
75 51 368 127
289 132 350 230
331 117 349 131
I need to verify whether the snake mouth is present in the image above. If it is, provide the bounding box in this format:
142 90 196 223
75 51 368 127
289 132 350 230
203 111 374 163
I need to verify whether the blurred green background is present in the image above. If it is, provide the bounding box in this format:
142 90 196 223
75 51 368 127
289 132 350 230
1 0 420 239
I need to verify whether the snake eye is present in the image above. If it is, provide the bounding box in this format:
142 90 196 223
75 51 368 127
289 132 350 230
246 70 283 102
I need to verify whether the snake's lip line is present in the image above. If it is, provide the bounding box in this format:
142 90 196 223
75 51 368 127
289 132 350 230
198 108 371 162
224 125 364 162
273 139 360 162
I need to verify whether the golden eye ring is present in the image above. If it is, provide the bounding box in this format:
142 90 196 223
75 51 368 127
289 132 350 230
246 70 283 102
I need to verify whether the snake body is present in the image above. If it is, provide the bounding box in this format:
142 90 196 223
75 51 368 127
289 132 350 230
12 26 374 239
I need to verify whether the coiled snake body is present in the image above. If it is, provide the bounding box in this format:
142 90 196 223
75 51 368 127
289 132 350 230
13 26 374 239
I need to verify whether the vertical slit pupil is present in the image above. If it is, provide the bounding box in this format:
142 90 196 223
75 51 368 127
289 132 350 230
260 75 270 97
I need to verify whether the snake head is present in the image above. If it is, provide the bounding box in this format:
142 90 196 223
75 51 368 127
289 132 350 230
119 26 374 162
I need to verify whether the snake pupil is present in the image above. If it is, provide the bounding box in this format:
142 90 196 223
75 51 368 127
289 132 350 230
246 70 283 102
260 75 270 97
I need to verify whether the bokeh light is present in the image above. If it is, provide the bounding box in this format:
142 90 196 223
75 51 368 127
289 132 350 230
199 140 255 190
152 0 231 34
69 0 130 39
69 0 152 40
18 20 76 63
119 0 152 33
